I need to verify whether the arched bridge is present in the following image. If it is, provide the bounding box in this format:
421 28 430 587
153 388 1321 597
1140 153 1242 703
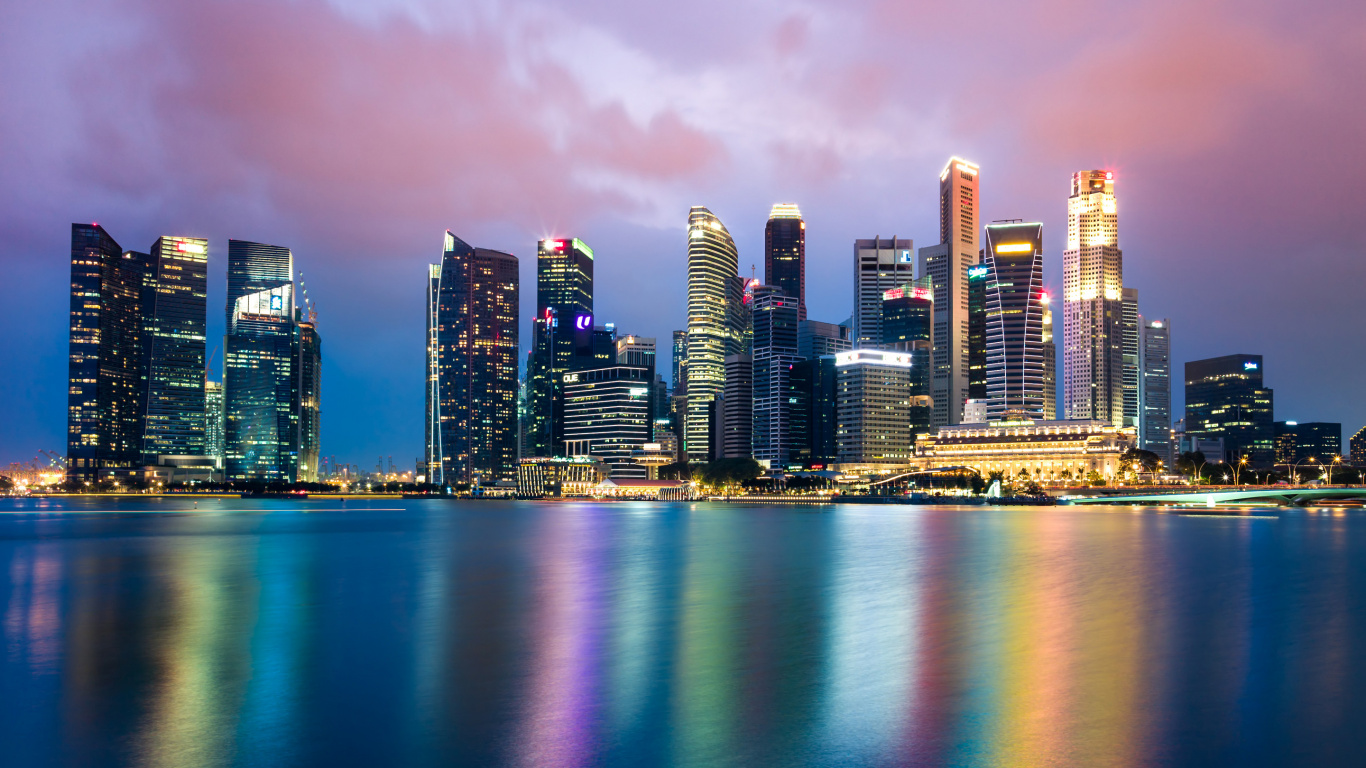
1064 486 1366 507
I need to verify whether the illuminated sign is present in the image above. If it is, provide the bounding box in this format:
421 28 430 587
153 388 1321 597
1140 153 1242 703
629 388 648 397
270 295 282 311
956 163 977 176
994 243 1033 254
563 373 579 383
883 285 932 302
175 241 206 254
968 265 989 278
834 350 914 368
571 238 594 259
575 314 592 330
1244 361 1259 371
1106 171 1114 179
1038 293 1050 305
444 232 455 251
898 250 913 263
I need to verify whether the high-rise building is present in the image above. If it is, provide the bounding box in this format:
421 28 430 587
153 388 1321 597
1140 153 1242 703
881 279 934 435
204 379 224 470
835 349 917 465
751 285 801 466
527 237 594 457
791 355 839 465
798 319 851 358
295 316 322 482
226 239 292 328
1139 318 1171 465
765 204 806 320
1122 288 1140 429
1063 170 1125 425
616 334 657 429
425 264 442 480
720 353 753 459
967 264 988 403
140 236 209 464
1274 422 1342 464
982 222 1046 421
671 330 688 396
1042 294 1057 420
1350 426 1366 466
685 207 742 461
1184 355 1274 465
428 232 519 485
853 237 915 348
562 366 653 479
225 283 299 481
66 224 146 483
919 156 981 427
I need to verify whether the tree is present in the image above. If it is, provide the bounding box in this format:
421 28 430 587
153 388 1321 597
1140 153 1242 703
658 462 692 481
1175 451 1208 480
696 458 763 489
0 476 13 493
1120 449 1162 475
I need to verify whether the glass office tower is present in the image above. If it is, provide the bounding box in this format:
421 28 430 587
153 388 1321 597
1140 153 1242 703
983 222 1046 421
225 284 299 482
527 237 594 457
140 236 209 464
765 204 806 320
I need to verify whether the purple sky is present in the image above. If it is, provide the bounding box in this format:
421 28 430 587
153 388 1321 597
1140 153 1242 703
2 0 1364 466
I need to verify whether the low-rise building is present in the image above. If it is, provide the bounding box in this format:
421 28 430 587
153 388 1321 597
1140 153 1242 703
916 418 1135 483
516 457 607 498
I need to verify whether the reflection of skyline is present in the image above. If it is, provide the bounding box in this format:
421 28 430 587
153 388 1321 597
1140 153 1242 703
3 501 1366 766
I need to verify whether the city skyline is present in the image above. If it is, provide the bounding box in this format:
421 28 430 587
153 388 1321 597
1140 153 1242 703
4 0 1366 466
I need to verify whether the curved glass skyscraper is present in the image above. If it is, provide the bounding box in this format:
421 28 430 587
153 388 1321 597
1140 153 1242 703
684 207 741 461
984 222 1046 421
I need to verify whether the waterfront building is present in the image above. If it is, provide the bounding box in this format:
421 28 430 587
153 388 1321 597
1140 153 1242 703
853 237 915 348
226 239 292 327
295 317 322 482
1171 418 1225 465
968 264 988 403
1184 354 1274 465
527 237 594 457
1274 422 1342 464
1062 170 1125 425
562 366 653 478
919 156 980 427
798 319 851 358
835 349 917 465
765 204 806 320
616 334 658 426
982 222 1046 422
751 285 801 466
140 236 209 465
790 355 839 466
225 283 298 482
516 456 607 498
66 224 146 483
204 380 224 469
428 232 519 485
1122 288 1140 429
963 400 988 424
425 264 442 479
916 419 1135 483
1042 294 1057 420
1139 318 1171 465
1351 426 1366 466
881 279 934 435
720 353 753 459
685 207 743 461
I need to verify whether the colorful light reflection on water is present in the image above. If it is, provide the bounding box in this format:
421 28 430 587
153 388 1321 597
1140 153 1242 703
3 498 1366 767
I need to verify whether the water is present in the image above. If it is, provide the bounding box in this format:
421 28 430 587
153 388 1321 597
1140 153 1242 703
3 497 1365 767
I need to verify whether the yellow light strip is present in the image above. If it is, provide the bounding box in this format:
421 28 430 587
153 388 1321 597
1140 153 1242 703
994 243 1033 254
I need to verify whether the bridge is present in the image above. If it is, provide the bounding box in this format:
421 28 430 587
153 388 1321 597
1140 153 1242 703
1064 486 1366 507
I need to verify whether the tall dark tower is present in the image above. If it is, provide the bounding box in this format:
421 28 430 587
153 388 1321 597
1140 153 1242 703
140 236 209 464
764 204 805 320
527 237 594 457
226 240 292 327
983 222 1046 421
66 224 147 484
430 232 519 485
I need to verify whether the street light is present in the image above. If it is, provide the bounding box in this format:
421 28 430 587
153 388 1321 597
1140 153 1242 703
1326 455 1342 485
1234 455 1248 487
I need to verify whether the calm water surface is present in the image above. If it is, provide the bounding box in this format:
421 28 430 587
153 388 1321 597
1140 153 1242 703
3 498 1364 767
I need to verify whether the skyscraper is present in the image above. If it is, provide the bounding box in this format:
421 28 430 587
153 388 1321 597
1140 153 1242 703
425 264 442 480
983 222 1046 421
853 237 914 348
671 330 688 395
685 207 741 461
1122 288 1140 429
967 264 988 405
751 285 801 466
797 319 851 358
765 204 806 320
66 224 145 483
562 365 653 478
919 156 980 427
205 379 224 470
720 353 753 459
1042 294 1057 420
835 350 917 465
527 237 594 457
226 240 292 327
1184 355 1274 465
1063 170 1124 425
1139 317 1171 464
141 236 209 464
616 334 657 429
881 279 934 435
428 232 519 485
225 282 298 482
295 316 322 482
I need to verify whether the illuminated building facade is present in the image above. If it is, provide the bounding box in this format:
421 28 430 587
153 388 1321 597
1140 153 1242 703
225 283 298 482
916 419 1135 482
919 157 980 427
790 355 839 465
66 224 146 483
1350 426 1366 466
1063 170 1125 425
226 239 292 327
562 366 653 478
295 319 322 482
1184 355 1274 465
685 207 742 460
1274 422 1342 464
1042 296 1057 420
835 349 917 465
527 237 594 457
140 236 209 464
1139 317 1171 464
765 204 806 320
881 279 934 435
983 222 1046 421
853 237 914 349
516 456 607 498
425 264 441 479
429 232 519 485
751 285 801 466
204 380 224 469
968 264 987 403
1122 288 1140 429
